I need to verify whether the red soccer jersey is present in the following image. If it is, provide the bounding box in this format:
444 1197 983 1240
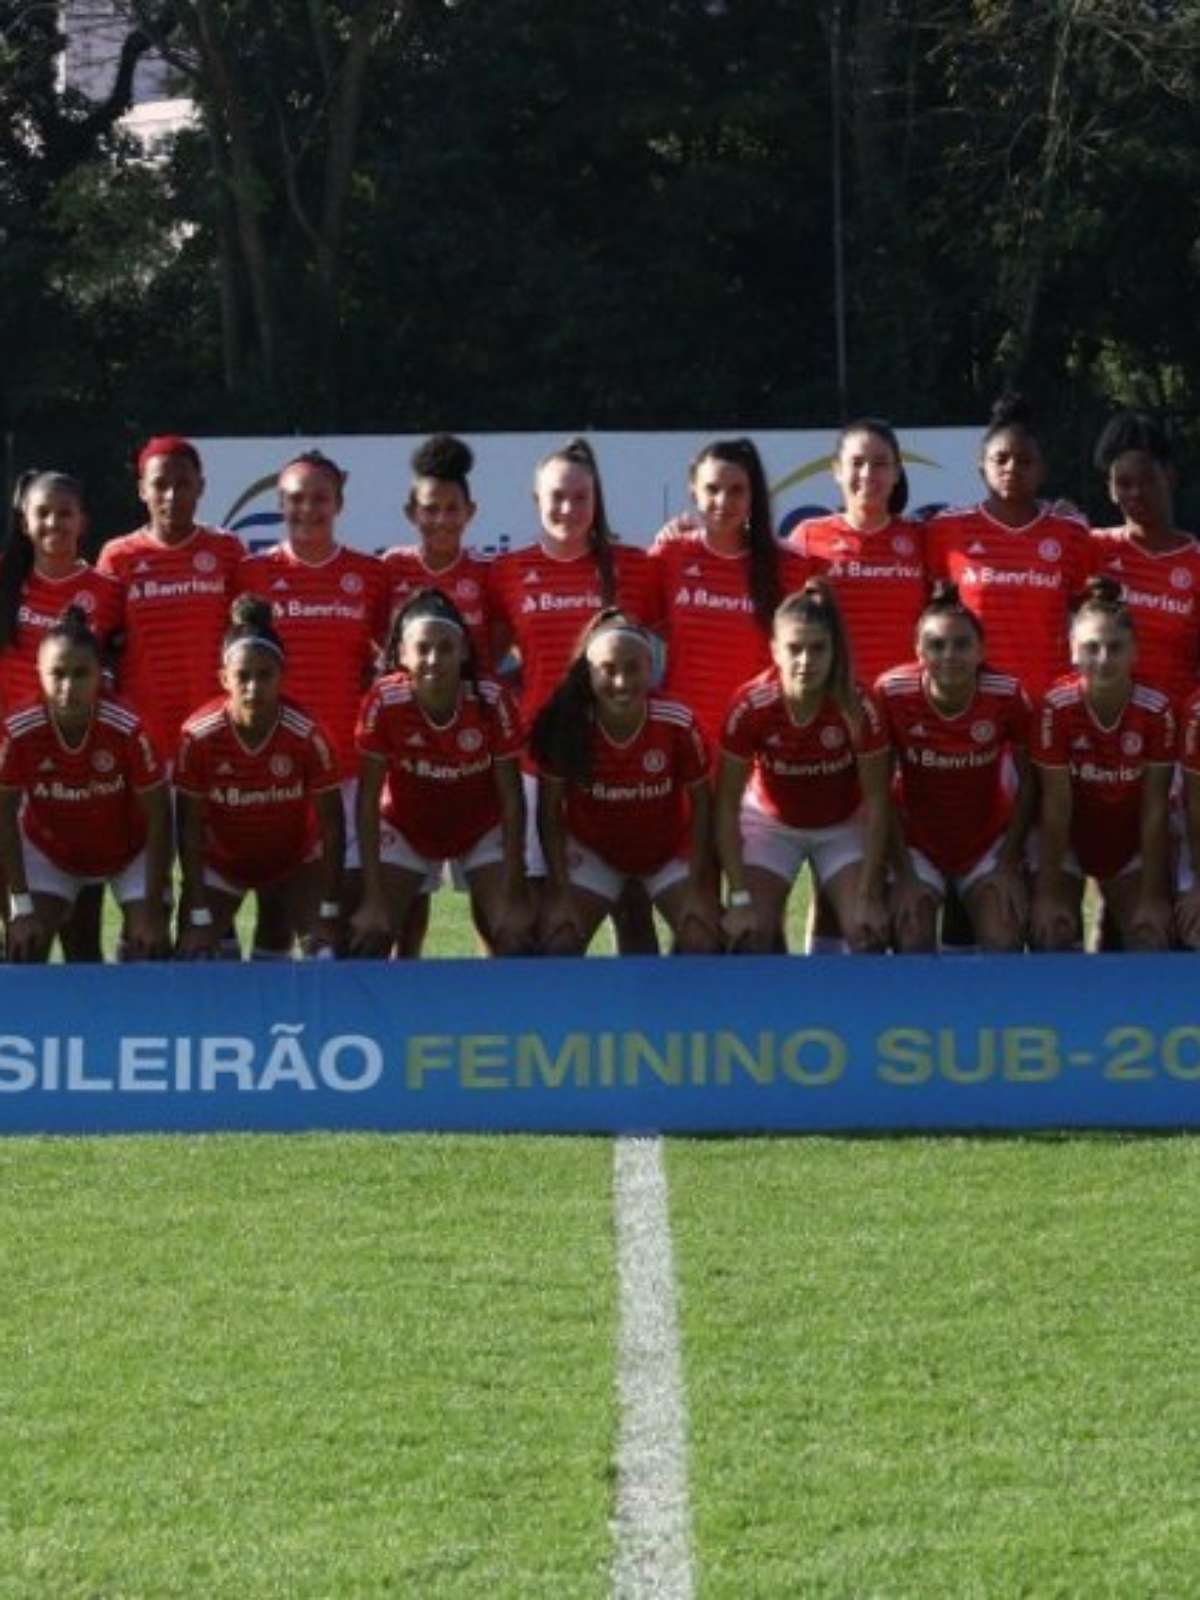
0 565 124 716
237 544 389 778
925 505 1095 697
98 524 244 759
175 696 340 889
539 696 709 876
1181 685 1200 777
1089 529 1200 706
486 542 659 729
1035 674 1176 881
787 515 927 684
356 673 524 860
383 547 494 671
877 664 1032 876
650 533 825 749
721 670 889 829
0 694 162 877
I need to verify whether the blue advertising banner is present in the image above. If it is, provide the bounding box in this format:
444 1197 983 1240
1 955 1198 1137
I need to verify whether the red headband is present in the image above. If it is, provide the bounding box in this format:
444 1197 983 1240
136 435 201 474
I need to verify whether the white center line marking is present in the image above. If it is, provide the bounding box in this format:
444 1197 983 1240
612 1135 694 1600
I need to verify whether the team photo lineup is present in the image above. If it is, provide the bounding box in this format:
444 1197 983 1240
1 394 1198 964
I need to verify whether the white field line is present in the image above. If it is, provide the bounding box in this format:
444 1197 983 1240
612 1135 694 1600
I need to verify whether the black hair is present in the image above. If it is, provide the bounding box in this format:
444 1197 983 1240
1 470 86 650
279 448 348 497
1092 410 1174 475
917 580 985 643
982 392 1037 447
1072 573 1135 634
537 437 618 606
690 437 780 632
223 595 285 659
410 434 474 499
530 608 653 786
834 418 910 515
42 602 100 659
383 586 478 684
774 579 858 727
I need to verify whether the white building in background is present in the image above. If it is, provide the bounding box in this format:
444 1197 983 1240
61 1 197 144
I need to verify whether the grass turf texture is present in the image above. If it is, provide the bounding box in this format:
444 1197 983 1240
667 1135 1200 1598
0 1135 615 1598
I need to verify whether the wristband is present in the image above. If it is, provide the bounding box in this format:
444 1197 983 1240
9 892 34 919
188 907 214 928
727 889 752 909
319 900 342 920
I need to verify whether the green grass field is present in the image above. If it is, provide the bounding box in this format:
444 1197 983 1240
14 883 1194 1596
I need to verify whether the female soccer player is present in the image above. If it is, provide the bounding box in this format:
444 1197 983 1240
1090 411 1200 706
98 436 244 762
788 419 926 685
384 434 493 667
650 437 823 750
236 450 388 950
0 607 170 962
349 589 533 957
1175 684 1200 949
1032 577 1176 951
0 470 123 715
486 437 660 950
879 583 1035 952
716 581 891 954
532 610 720 955
925 395 1094 697
174 598 345 960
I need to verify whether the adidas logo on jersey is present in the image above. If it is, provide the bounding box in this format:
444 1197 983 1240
272 579 289 592
37 757 56 772
1072 735 1091 751
406 732 425 747
968 542 986 555
523 569 541 584
909 723 928 737
217 761 234 775
134 560 151 574
684 563 702 578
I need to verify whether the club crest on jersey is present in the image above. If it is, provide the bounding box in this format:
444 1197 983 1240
455 579 480 600
1038 539 1061 562
820 725 846 750
643 749 667 774
1171 567 1194 591
193 551 218 574
270 753 293 778
457 728 484 753
340 572 363 595
91 749 115 773
891 533 916 556
1121 731 1143 756
71 590 96 613
970 720 995 744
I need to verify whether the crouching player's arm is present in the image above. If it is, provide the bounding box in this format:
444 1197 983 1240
348 755 391 957
486 756 535 955
0 786 46 962
308 785 346 957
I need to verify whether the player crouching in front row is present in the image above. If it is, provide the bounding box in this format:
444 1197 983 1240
532 610 721 955
0 606 170 962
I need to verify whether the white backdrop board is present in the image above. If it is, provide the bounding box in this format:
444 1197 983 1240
193 428 984 554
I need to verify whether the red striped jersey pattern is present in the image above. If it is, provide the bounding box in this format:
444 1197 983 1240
356 673 524 861
1035 673 1176 882
787 515 927 685
485 542 659 729
1089 529 1200 706
538 695 709 876
925 505 1095 697
721 669 889 829
383 547 494 672
175 696 340 889
0 694 162 877
0 565 124 716
877 663 1032 877
649 533 825 750
98 524 244 759
236 543 389 778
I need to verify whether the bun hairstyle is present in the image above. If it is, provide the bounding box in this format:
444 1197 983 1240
983 391 1036 444
223 594 285 660
279 448 348 497
1 470 86 649
774 578 858 724
834 418 909 516
531 607 650 786
537 436 618 606
1092 410 1174 475
383 585 477 682
918 579 984 641
42 603 100 658
690 437 781 632
1072 573 1134 633
411 434 474 497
